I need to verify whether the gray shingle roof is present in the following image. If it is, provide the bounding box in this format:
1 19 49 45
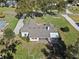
20 23 54 38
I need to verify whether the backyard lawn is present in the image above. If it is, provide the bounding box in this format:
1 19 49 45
14 37 46 59
69 15 79 23
32 15 79 45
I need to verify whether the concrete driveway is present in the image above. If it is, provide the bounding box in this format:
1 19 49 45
14 19 24 34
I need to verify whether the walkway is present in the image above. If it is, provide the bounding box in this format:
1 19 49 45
62 14 79 31
14 19 24 34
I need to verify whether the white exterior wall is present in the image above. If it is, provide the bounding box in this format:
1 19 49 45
30 38 39 41
21 32 29 37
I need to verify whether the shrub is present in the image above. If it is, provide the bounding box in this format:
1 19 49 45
60 26 69 32
4 28 15 39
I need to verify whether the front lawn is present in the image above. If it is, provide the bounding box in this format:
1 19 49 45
33 15 79 45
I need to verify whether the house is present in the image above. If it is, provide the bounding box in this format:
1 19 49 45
20 23 59 41
0 0 17 7
6 0 17 7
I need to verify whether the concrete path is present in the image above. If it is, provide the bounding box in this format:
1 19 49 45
14 19 24 34
62 14 79 31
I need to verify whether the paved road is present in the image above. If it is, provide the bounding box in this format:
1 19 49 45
62 14 79 31
14 19 24 34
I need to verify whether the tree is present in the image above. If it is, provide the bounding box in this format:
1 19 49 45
3 52 14 59
42 38 66 59
0 0 4 2
66 38 79 59
4 28 15 40
16 0 33 14
16 0 67 16
0 28 20 59
56 0 66 13
3 28 15 47
67 0 74 4
0 40 21 59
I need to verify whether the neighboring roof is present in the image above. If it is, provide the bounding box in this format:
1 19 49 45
21 23 54 38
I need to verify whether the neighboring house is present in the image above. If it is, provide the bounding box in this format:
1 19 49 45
20 23 59 41
6 0 17 7
0 2 5 7
0 0 17 7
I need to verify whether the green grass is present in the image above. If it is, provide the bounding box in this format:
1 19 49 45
33 15 79 45
0 7 15 12
0 7 18 30
14 40 45 59
5 15 18 30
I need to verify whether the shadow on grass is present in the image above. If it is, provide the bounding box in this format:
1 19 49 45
41 38 66 59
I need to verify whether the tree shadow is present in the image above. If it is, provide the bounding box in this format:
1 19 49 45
41 48 49 56
3 52 14 59
6 43 16 53
41 37 66 59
